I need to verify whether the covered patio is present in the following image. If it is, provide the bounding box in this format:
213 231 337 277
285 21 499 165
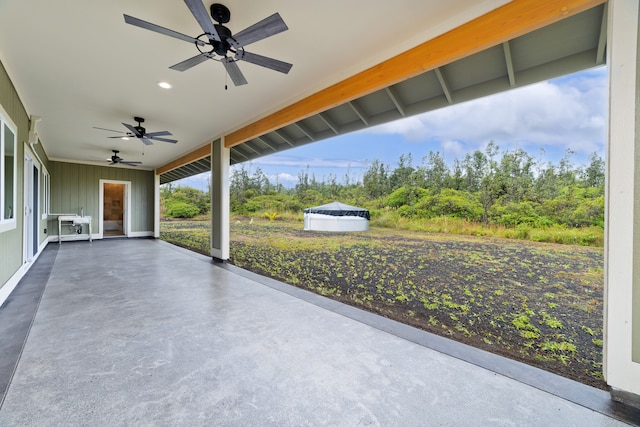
0 238 638 425
1 0 640 416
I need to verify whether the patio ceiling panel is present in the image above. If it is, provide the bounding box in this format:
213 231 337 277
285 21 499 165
510 5 604 72
442 46 510 92
290 122 314 142
394 71 450 108
254 136 278 152
348 101 370 126
272 129 296 147
160 3 607 183
160 157 211 185
353 90 399 119
321 104 359 129
298 115 332 136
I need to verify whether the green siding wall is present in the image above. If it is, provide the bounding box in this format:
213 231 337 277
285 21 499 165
0 60 28 288
48 162 154 235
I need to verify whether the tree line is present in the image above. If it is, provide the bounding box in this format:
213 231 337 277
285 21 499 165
162 142 605 231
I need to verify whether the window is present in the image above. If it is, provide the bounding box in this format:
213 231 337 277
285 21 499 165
42 168 50 219
0 106 17 233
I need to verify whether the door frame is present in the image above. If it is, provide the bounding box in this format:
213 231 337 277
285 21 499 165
23 146 39 264
99 179 131 239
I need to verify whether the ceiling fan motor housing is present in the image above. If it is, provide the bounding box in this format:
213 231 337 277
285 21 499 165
213 24 232 56
133 117 145 136
210 3 231 24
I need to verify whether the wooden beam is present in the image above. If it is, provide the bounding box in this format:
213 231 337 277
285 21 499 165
224 0 605 148
156 143 211 175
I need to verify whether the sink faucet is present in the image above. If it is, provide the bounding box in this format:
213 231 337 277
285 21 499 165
81 207 84 217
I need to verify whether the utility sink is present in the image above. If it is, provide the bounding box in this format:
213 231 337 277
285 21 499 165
58 215 91 224
58 215 92 243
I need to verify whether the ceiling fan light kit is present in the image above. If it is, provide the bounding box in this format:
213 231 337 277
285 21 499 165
123 1 292 87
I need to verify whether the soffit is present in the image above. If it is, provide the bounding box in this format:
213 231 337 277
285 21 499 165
161 3 606 184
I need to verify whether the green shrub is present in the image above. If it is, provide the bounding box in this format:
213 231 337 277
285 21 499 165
571 195 604 227
384 186 427 208
417 189 483 221
398 205 417 218
490 201 552 227
167 187 209 214
165 201 200 218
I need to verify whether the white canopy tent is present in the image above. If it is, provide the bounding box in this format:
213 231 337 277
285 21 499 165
303 202 370 232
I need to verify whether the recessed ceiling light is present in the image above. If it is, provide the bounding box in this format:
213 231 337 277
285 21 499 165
122 137 130 140
157 81 172 89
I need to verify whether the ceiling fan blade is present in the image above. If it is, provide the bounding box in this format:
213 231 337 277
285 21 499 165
94 126 126 134
229 13 288 48
145 131 173 137
236 50 292 74
141 138 154 146
122 123 143 138
222 58 248 86
149 136 178 144
120 161 142 166
183 0 220 42
123 14 205 46
170 53 211 72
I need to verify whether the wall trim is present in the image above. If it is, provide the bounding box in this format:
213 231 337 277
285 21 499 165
129 231 154 238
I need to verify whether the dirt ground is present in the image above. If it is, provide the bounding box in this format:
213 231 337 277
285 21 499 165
226 221 606 389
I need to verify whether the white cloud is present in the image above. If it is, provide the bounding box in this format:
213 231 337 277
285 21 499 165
172 173 209 191
251 155 367 169
267 172 297 184
441 139 465 159
365 69 607 155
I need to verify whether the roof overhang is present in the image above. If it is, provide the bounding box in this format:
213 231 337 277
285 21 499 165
159 0 607 184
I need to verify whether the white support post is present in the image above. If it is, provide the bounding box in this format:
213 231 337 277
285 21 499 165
605 0 640 402
154 173 160 238
210 137 230 261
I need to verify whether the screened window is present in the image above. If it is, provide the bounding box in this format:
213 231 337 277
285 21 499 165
0 108 17 232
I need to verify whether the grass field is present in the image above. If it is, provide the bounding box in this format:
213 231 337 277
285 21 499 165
160 218 605 389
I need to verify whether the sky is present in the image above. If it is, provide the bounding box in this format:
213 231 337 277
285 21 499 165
176 66 608 191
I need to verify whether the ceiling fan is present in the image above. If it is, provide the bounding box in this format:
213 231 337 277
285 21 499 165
94 117 177 145
123 1 292 86
107 150 142 167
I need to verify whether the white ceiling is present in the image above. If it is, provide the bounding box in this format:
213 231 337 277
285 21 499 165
0 0 508 170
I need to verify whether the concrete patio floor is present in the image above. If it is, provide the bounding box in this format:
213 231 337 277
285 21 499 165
0 239 638 426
